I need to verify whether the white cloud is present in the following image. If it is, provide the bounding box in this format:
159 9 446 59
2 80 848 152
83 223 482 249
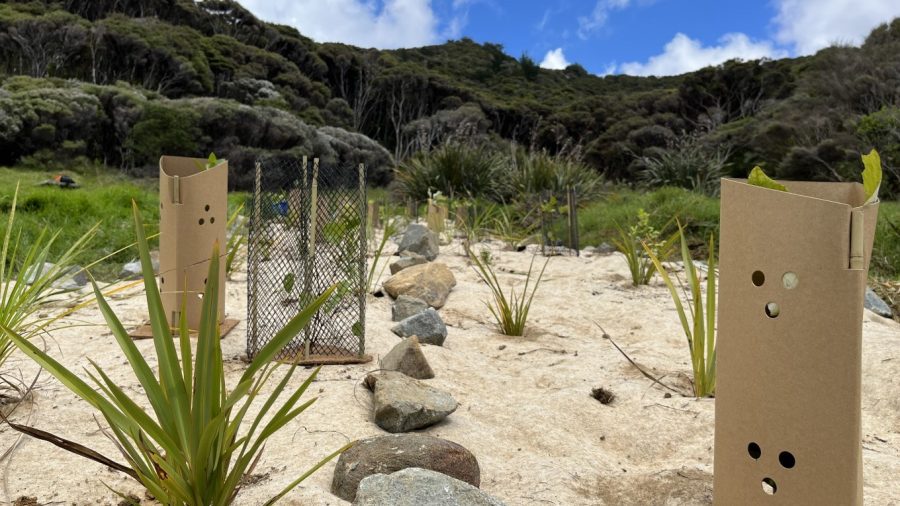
617 32 788 76
577 0 631 39
235 0 440 49
773 0 900 55
598 62 618 76
540 48 570 69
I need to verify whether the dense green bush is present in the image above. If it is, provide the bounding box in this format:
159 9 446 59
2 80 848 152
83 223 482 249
637 134 731 196
501 148 605 203
126 102 200 169
393 143 503 201
0 76 392 189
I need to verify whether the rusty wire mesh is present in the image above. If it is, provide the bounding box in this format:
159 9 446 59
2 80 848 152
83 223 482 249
247 157 367 361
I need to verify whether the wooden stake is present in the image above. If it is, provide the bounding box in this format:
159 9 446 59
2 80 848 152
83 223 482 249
304 158 319 359
358 163 367 356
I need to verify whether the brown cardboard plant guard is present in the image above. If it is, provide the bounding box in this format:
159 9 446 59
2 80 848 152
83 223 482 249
714 152 881 505
159 155 228 330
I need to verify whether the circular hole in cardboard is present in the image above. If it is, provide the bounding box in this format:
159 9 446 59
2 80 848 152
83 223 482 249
199 218 205 225
210 217 215 224
765 302 780 318
205 204 210 212
748 442 761 460
752 271 765 286
762 478 777 495
782 272 799 289
160 277 164 284
779 451 795 469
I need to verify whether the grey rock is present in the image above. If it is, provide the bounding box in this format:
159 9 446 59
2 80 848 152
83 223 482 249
390 251 429 275
596 242 617 255
381 336 434 380
53 266 88 290
354 468 506 506
392 295 429 322
25 263 88 290
865 287 893 318
397 224 439 261
364 371 457 433
391 309 447 346
23 262 56 285
331 434 480 502
383 262 456 308
120 251 160 279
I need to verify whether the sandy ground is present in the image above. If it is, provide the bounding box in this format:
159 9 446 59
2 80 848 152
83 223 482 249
1 236 899 505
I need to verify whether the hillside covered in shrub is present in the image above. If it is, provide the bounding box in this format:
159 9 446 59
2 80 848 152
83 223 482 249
1 0 900 193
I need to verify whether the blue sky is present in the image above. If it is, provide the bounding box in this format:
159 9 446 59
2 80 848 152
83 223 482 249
237 0 900 76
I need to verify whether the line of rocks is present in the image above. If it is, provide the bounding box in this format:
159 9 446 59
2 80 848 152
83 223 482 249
330 223 506 505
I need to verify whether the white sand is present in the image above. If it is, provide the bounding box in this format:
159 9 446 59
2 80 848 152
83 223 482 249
1 238 899 505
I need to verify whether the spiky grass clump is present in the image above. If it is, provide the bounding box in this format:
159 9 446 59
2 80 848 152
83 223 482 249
468 248 548 336
644 221 717 398
1 202 350 504
394 144 503 201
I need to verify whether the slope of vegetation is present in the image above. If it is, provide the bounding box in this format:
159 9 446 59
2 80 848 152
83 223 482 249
0 0 899 195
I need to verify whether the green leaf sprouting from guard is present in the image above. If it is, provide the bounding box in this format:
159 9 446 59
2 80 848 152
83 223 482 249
194 152 222 171
861 148 882 204
747 166 787 192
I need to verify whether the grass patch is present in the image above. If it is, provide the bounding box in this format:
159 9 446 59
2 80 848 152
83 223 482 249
0 167 246 280
573 186 900 279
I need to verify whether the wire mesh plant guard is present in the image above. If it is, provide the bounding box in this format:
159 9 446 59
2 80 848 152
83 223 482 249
247 157 370 364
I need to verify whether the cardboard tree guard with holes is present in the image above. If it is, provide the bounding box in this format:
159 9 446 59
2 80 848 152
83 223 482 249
159 156 227 330
714 179 878 505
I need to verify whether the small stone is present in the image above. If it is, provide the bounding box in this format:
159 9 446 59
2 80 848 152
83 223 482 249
365 371 457 433
391 309 448 346
397 224 439 261
23 262 56 285
390 251 429 275
381 336 435 379
383 262 456 308
52 266 88 290
331 434 480 502
865 287 893 318
120 251 160 279
392 295 429 322
596 242 617 255
354 468 506 506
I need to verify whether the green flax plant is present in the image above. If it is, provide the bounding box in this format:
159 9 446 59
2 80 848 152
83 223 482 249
0 202 350 504
644 221 717 398
467 246 548 336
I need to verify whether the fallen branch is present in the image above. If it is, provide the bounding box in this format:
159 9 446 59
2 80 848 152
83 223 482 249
593 322 681 394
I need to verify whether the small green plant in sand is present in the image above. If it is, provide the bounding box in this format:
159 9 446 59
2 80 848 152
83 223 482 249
468 247 548 336
644 221 717 398
0 202 350 504
612 208 677 286
366 216 398 293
